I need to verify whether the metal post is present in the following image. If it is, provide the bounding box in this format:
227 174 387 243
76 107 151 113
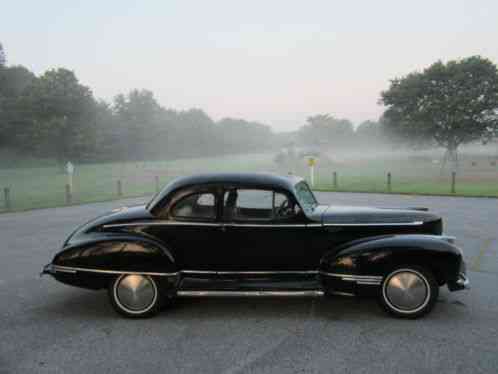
451 172 456 194
387 172 392 193
333 172 338 189
117 180 123 197
155 176 160 194
65 184 72 205
4 187 11 211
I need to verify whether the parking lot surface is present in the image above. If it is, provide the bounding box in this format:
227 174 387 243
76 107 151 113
1 192 497 373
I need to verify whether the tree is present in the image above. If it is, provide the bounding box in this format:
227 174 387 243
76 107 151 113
22 68 97 164
298 114 354 147
0 65 37 148
0 42 5 68
381 56 498 170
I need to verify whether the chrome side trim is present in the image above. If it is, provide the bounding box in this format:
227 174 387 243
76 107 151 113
48 265 319 277
103 221 222 228
216 270 318 275
329 291 355 297
50 265 178 277
226 223 308 228
103 221 424 229
323 221 424 227
181 270 217 275
176 290 325 297
320 272 382 285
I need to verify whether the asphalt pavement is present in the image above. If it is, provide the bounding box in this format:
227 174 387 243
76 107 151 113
0 192 497 374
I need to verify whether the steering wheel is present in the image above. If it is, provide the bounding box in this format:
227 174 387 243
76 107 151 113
276 199 292 218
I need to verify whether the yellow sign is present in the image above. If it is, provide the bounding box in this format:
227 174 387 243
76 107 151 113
307 157 316 167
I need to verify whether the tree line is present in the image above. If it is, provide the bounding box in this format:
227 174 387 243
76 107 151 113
0 43 274 165
1 40 497 168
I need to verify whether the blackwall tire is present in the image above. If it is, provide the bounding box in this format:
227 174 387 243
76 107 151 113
379 266 439 319
108 274 163 318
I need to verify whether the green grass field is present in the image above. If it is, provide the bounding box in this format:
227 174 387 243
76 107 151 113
0 152 497 213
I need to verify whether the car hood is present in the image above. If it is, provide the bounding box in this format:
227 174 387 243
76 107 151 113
313 205 440 225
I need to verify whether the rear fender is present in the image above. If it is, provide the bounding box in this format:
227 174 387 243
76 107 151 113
50 234 177 290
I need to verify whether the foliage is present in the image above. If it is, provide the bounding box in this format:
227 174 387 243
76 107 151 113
381 56 498 155
298 114 354 147
0 42 5 67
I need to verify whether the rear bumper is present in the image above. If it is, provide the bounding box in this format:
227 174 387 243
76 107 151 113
448 272 470 291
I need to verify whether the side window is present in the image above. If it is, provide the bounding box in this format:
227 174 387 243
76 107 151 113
224 189 297 221
171 192 216 220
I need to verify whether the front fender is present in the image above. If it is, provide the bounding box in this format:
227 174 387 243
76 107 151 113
320 235 463 287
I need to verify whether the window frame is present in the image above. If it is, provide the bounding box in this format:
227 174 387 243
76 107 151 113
222 187 299 223
169 190 219 222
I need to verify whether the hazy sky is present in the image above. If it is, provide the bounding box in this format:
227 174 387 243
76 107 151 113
2 0 498 131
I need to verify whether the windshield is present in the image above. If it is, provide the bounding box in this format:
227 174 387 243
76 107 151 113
294 181 318 213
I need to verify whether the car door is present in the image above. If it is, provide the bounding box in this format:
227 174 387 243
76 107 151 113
221 187 313 271
149 186 225 271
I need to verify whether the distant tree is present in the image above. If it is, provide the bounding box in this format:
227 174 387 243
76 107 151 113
298 114 354 147
0 65 37 148
22 68 97 164
113 89 162 160
0 42 5 68
216 117 274 154
381 56 498 170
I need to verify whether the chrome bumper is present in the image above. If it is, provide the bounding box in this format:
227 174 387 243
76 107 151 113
456 273 470 289
40 263 55 276
448 272 470 291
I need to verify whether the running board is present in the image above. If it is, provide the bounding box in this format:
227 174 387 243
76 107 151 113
177 290 325 297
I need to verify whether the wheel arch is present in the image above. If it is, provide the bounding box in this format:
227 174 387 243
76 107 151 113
50 234 177 290
320 235 462 288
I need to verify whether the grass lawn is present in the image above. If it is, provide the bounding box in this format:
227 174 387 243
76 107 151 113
0 152 497 213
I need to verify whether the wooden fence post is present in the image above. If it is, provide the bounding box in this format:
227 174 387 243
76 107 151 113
117 180 123 197
65 184 72 205
4 187 11 211
333 172 338 189
387 172 392 193
155 176 160 194
451 172 456 194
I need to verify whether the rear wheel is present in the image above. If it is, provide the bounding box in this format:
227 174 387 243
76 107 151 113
108 274 163 318
379 266 438 319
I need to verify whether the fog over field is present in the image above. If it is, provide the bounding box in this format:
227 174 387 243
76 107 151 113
1 1 498 211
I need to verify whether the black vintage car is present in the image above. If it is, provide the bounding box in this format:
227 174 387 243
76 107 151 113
42 173 468 318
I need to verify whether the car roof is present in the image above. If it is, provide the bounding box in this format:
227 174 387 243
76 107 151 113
148 172 305 212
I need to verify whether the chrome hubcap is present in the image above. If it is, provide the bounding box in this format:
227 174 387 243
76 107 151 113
385 270 428 311
116 275 156 312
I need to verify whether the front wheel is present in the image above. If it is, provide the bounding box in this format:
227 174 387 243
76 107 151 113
108 274 163 318
379 266 439 319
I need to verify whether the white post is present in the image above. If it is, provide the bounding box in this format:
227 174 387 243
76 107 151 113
66 161 74 192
